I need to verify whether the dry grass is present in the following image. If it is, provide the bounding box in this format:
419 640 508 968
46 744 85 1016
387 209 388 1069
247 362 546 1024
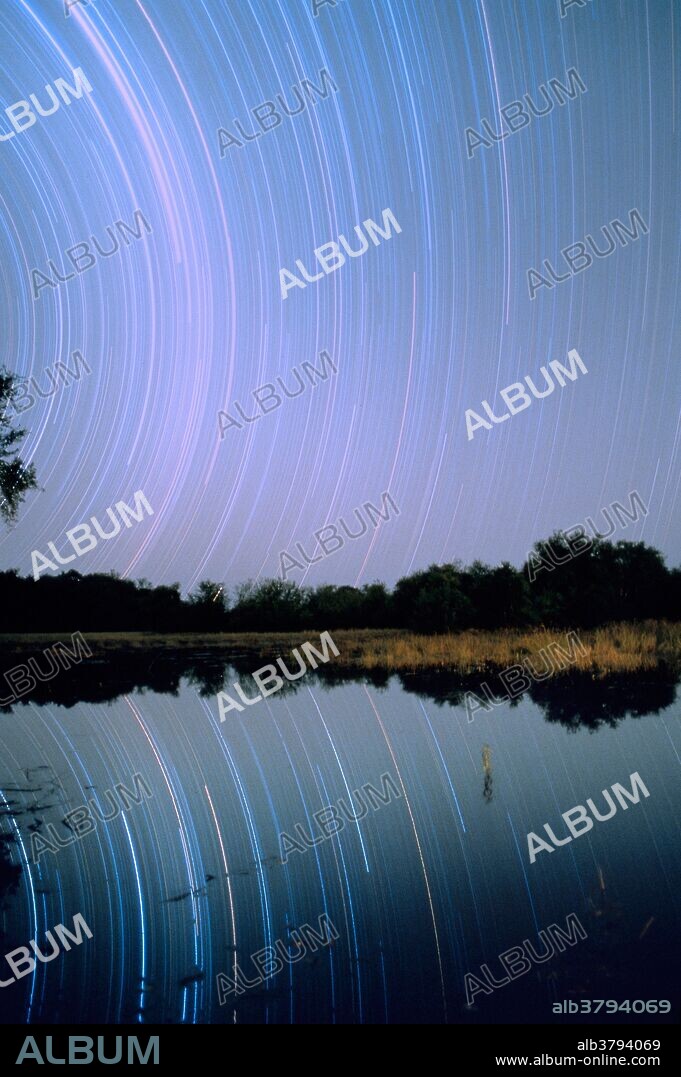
2 622 680 675
337 622 681 675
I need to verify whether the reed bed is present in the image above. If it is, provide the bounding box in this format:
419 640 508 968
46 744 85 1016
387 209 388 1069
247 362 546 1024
339 622 681 675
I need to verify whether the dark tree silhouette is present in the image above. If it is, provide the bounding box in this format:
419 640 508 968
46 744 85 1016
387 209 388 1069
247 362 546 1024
186 580 228 630
393 562 472 632
0 369 38 523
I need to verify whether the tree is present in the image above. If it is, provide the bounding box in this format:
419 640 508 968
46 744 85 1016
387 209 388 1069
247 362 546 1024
186 580 227 630
464 561 532 628
0 368 38 523
230 578 308 631
359 582 392 627
393 563 472 633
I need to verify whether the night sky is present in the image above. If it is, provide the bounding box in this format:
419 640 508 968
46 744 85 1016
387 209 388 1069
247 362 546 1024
1 0 679 592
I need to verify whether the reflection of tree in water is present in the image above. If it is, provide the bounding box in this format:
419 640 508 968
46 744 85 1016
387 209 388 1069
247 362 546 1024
528 674 676 730
0 650 677 733
0 650 391 711
399 668 677 731
482 744 493 803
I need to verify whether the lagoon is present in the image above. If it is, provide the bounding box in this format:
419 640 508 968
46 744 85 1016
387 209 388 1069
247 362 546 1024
0 657 679 1024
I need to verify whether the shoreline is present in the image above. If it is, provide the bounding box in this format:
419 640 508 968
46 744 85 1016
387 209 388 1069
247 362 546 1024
1 622 679 675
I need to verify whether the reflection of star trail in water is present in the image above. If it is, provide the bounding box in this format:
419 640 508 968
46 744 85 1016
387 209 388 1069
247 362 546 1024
308 686 370 872
364 685 448 1021
119 811 148 1024
204 785 238 1025
0 673 679 1024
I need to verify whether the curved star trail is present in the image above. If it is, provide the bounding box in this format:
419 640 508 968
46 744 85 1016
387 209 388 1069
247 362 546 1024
1 0 678 592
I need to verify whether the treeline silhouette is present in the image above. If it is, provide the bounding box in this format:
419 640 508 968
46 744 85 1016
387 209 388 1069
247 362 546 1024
1 533 679 633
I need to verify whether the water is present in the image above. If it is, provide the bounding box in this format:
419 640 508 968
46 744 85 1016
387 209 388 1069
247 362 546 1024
1 659 679 1025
